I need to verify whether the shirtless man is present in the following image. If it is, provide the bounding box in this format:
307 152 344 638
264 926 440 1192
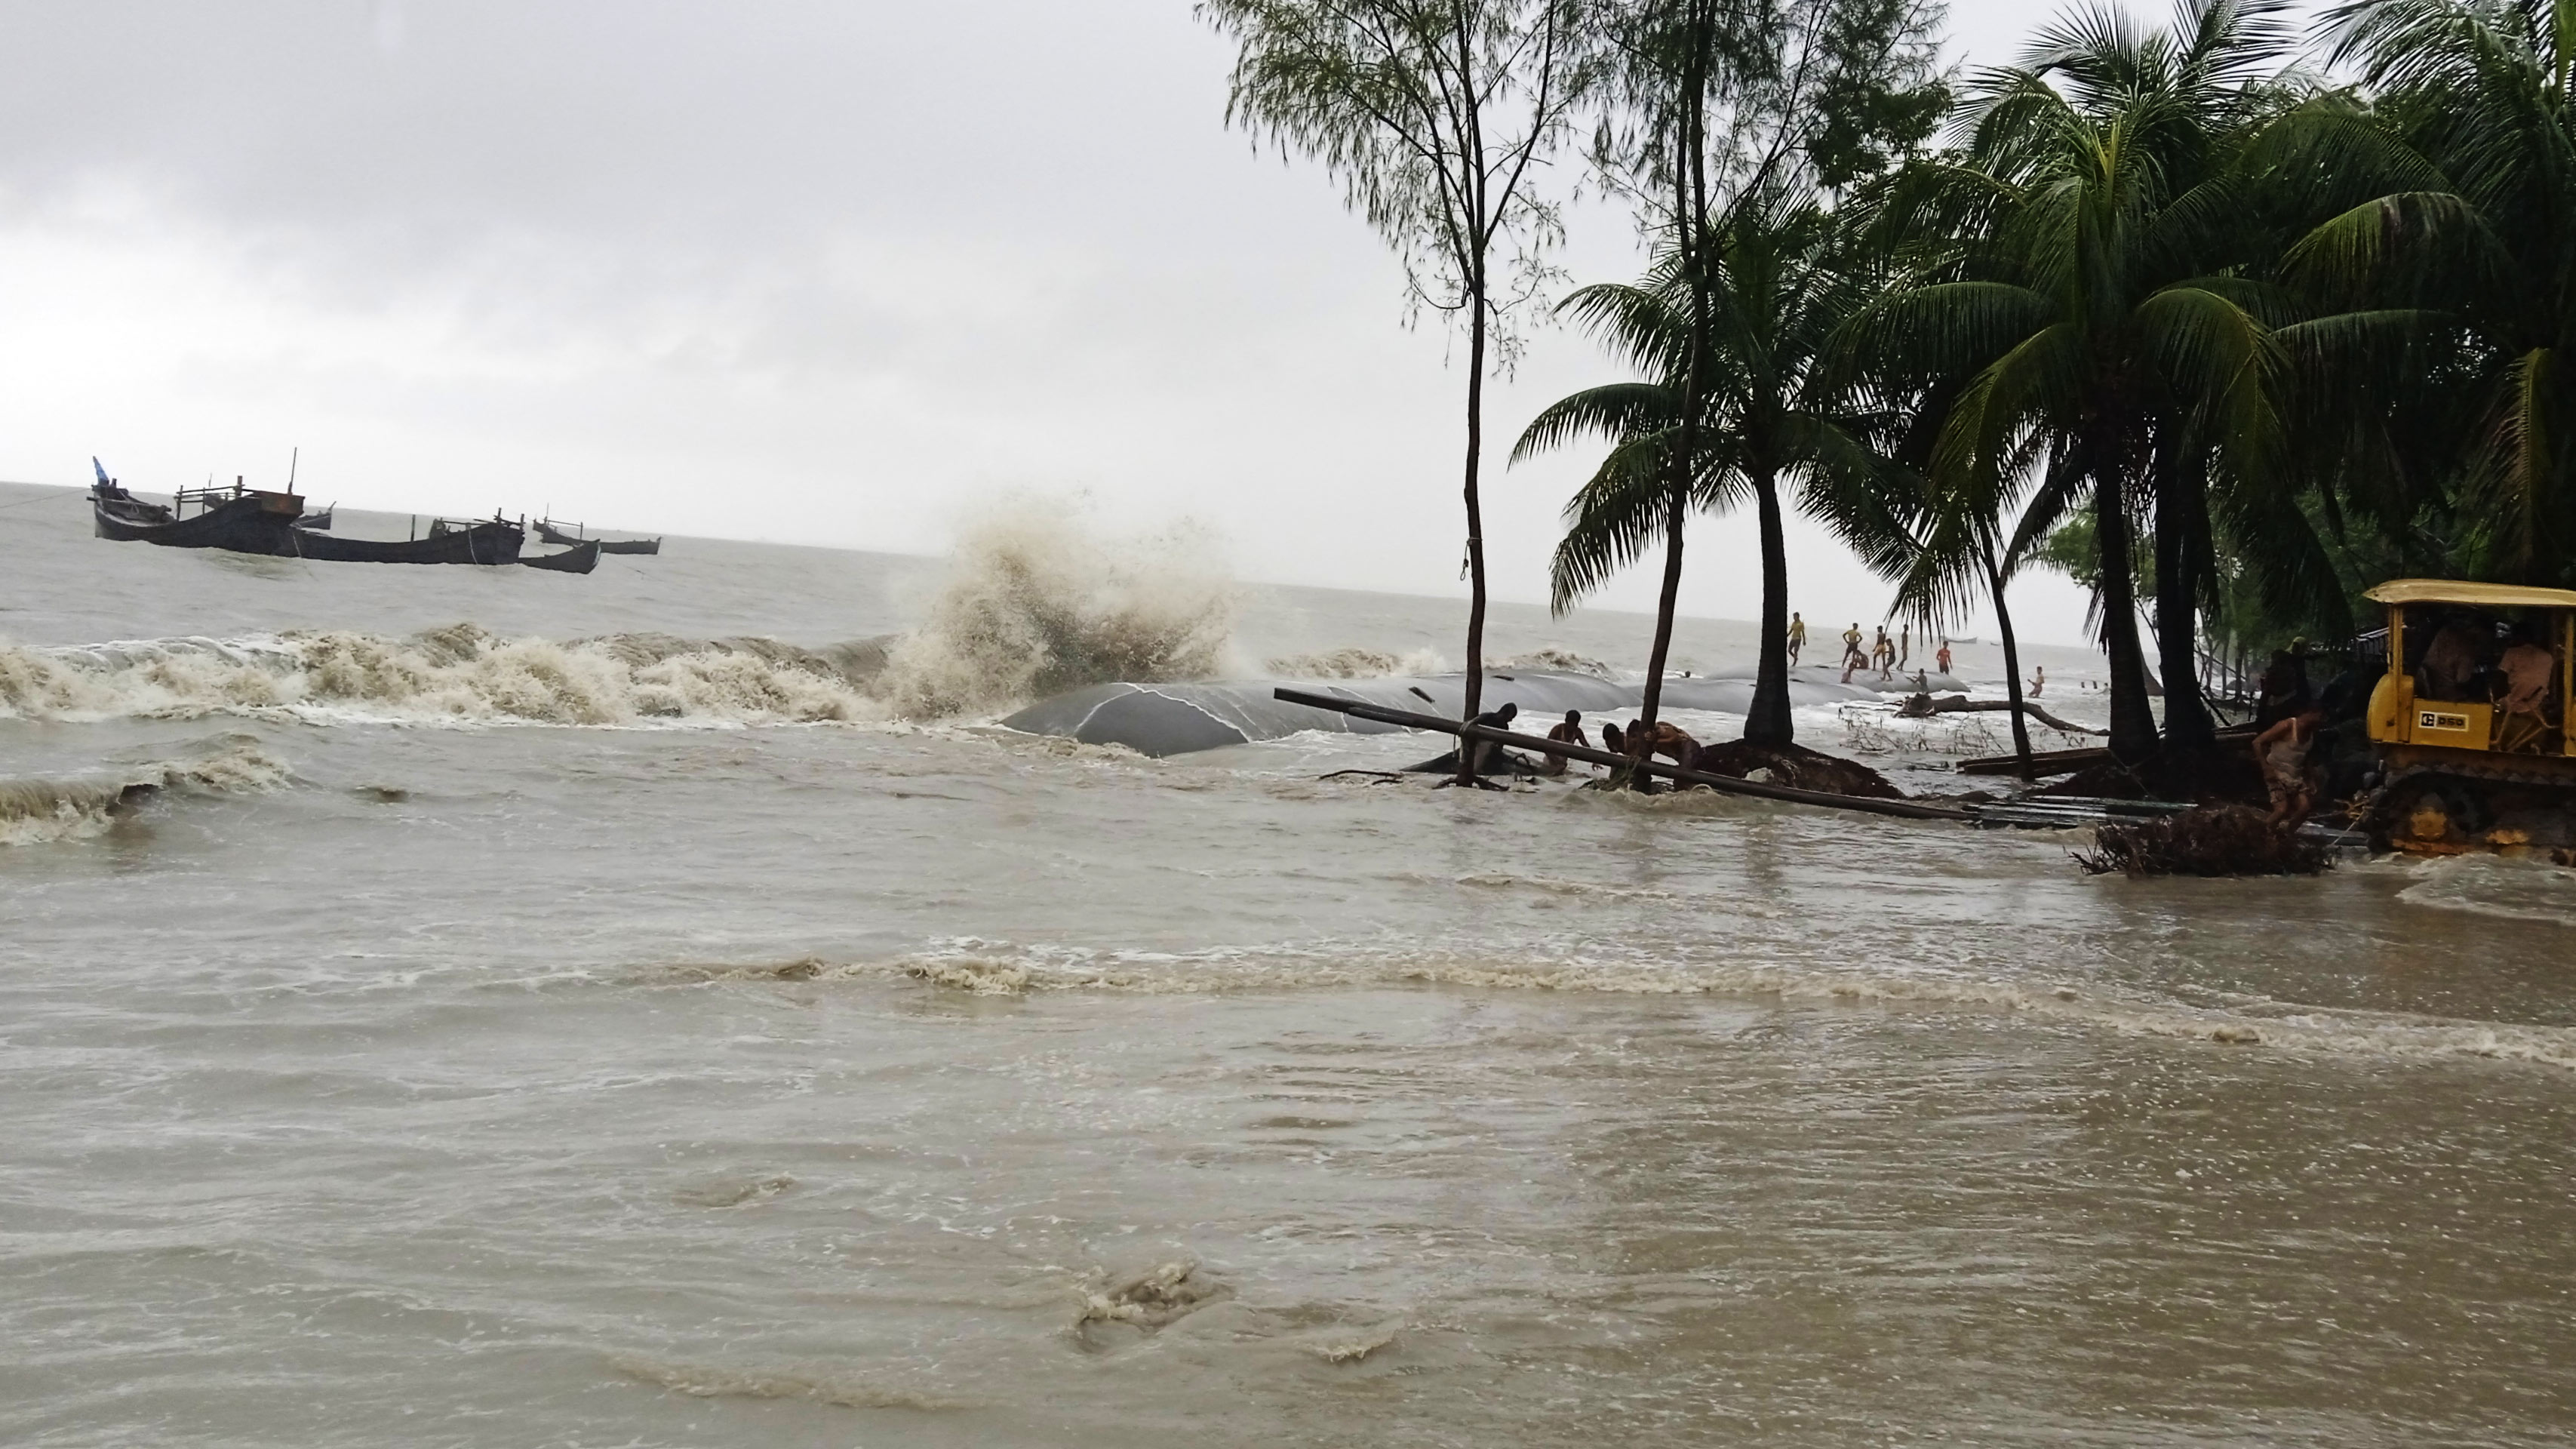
2497 627 2558 751
1840 623 1865 683
1541 709 1589 776
1898 623 1910 670
2253 706 2325 824
1935 638 1953 675
1629 719 1699 766
2029 665 2046 697
1872 627 1896 680
1787 612 1807 668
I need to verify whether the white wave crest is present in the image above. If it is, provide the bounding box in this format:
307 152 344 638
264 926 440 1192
874 500 1237 719
2394 854 2576 928
0 737 290 847
1265 646 1448 680
0 627 884 728
1489 647 1618 679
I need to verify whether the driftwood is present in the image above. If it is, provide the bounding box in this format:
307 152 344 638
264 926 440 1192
1897 691 2103 736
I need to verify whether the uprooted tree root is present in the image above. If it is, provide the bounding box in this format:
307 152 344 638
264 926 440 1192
2073 805 2333 878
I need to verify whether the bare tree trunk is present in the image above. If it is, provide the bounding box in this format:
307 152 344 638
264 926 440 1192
1744 466 1794 745
2093 471 2159 762
1984 549 2035 779
1455 287 1491 786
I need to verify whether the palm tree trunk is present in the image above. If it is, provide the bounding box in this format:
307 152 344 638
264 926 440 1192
1638 485 1686 734
2152 448 2214 751
1984 547 2035 778
2093 472 2159 762
1455 286 1491 786
1745 466 1794 745
1637 24 1711 768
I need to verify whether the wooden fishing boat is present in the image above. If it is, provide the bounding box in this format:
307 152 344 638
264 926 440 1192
288 514 524 565
536 518 660 555
91 477 306 554
520 539 601 574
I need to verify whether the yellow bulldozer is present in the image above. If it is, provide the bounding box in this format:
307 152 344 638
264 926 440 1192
2362 579 2576 857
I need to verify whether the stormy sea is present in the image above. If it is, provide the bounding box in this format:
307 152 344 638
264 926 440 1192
6 478 2575 1447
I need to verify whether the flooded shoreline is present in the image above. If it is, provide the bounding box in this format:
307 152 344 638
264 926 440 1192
8 487 2576 1444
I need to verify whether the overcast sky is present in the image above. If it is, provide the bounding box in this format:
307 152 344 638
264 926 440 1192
0 0 2116 643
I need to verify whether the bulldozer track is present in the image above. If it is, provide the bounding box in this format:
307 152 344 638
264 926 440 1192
2381 760 2576 794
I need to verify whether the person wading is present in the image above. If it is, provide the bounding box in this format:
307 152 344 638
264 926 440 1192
2253 706 2325 825
1542 709 1588 777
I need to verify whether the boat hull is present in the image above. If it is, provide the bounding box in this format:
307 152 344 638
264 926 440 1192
93 491 305 553
537 521 659 554
288 520 524 565
521 540 601 574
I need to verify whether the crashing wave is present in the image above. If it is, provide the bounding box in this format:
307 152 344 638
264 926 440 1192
0 736 290 846
1489 647 1619 680
873 501 1236 719
1265 646 1448 679
0 627 884 728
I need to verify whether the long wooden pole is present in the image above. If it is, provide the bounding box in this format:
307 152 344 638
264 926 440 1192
1272 688 1975 823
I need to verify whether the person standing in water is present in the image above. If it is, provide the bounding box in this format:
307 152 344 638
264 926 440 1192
1935 638 1953 676
1898 623 1910 670
2253 706 2325 824
2029 666 2046 697
1787 612 1806 668
1541 709 1588 777
1467 700 1519 776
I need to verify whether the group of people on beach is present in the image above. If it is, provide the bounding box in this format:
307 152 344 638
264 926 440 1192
1786 611 1957 685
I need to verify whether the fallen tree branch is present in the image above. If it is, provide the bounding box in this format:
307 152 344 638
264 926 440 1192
1896 693 2104 736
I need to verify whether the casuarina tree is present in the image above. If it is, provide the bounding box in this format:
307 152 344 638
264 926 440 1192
1201 0 1588 780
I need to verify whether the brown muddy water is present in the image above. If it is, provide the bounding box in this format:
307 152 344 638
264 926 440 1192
5 481 2575 1447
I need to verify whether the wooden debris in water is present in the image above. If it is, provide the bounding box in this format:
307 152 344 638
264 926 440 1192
2072 804 2334 877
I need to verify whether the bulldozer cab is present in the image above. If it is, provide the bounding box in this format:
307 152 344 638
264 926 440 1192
2365 580 2576 758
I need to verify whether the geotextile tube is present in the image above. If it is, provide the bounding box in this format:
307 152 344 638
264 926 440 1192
1000 670 1878 758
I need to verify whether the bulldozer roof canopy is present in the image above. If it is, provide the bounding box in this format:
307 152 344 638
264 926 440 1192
2365 579 2576 610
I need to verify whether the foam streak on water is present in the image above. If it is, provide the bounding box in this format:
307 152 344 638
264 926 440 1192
5 482 2576 1446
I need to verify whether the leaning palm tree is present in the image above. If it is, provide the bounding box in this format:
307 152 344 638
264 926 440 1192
1846 0 2298 764
1515 195 1892 747
2282 0 2576 586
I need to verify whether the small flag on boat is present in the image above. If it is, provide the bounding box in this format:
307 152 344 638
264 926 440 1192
93 457 110 486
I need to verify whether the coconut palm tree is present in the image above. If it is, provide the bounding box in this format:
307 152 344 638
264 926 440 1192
1515 195 1894 747
2282 0 2576 586
1846 0 2301 763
